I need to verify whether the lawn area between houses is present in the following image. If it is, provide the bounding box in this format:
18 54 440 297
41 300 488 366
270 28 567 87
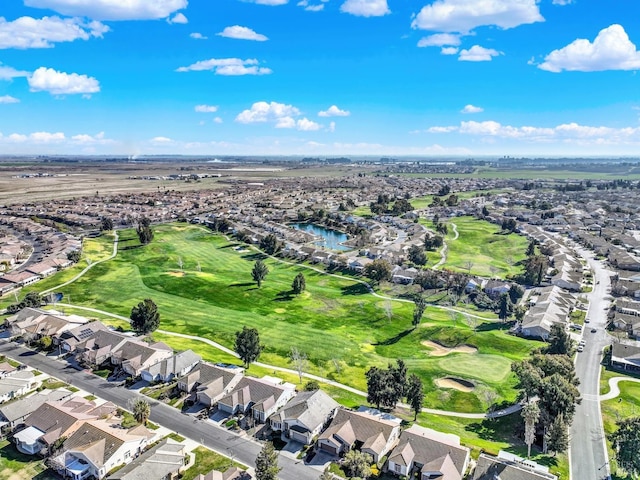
0 440 57 480
181 447 247 480
11 224 537 415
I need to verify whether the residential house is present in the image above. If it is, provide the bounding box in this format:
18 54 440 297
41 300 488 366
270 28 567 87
391 266 418 285
0 370 40 403
50 419 154 480
14 396 116 455
194 468 251 480
106 438 189 480
0 389 72 431
610 343 640 372
483 280 511 299
177 363 244 408
217 376 296 423
59 321 111 353
317 407 402 463
472 452 557 480
0 362 16 378
140 350 202 383
387 425 470 480
270 389 339 445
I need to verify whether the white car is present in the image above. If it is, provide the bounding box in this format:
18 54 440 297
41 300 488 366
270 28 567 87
577 345 584 352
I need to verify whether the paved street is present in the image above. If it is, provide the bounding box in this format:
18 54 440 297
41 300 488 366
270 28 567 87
0 342 324 480
569 246 613 480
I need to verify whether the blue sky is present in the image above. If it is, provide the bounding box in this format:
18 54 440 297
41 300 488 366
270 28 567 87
1 0 640 156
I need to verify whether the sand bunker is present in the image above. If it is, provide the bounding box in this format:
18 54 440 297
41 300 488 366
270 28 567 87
435 377 475 392
422 340 478 357
166 271 185 277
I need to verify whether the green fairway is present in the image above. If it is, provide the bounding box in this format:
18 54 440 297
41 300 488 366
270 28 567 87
431 216 528 278
439 354 513 383
20 224 536 413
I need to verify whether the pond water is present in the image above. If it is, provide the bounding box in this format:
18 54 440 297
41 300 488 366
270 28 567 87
291 223 351 251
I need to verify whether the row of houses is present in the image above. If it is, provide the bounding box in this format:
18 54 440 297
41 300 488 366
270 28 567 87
517 286 578 340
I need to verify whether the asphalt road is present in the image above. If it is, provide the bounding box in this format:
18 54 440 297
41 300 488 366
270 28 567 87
0 342 322 480
569 246 613 480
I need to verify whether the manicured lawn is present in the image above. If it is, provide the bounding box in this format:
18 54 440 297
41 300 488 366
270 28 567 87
182 447 246 480
24 224 536 414
438 354 513 383
432 216 528 278
0 440 57 480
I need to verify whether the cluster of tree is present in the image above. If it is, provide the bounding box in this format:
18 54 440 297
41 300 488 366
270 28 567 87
6 292 43 314
100 217 114 231
423 234 444 251
207 217 232 233
67 250 81 263
338 198 357 212
363 259 392 285
611 416 640 478
136 217 154 245
429 194 458 208
369 194 414 217
235 326 263 367
513 346 581 455
501 218 518 233
366 359 424 419
129 298 160 334
259 234 282 256
520 253 549 286
436 185 451 196
408 245 427 266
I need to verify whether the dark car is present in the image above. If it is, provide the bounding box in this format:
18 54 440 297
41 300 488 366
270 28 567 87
591 328 597 333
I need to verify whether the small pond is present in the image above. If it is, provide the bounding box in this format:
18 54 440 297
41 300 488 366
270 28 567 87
290 223 351 251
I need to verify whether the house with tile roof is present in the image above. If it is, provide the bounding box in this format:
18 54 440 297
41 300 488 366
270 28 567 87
140 350 202 383
50 419 154 480
317 408 401 463
177 363 244 408
0 389 72 431
270 389 339 445
472 452 557 480
14 396 117 455
217 376 296 423
386 425 470 480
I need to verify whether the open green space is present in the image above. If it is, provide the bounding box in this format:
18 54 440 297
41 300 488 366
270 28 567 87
421 216 527 278
399 168 640 180
0 440 57 480
11 224 536 415
439 354 513 383
182 447 246 480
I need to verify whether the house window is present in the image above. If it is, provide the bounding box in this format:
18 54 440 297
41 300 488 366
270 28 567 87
124 451 130 459
394 464 402 473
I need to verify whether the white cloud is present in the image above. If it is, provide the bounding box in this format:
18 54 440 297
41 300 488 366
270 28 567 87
24 0 187 21
297 1 326 12
461 104 483 114
539 24 640 73
29 131 66 143
328 121 336 132
217 26 268 42
236 101 301 124
195 104 218 113
190 32 207 40
28 67 100 95
552 0 573 4
0 16 109 49
0 95 19 103
167 12 188 24
0 63 29 80
459 45 501 61
341 0 390 17
71 132 113 145
244 0 288 5
441 47 459 55
417 33 461 47
150 136 173 144
214 117 223 124
176 58 272 76
318 105 350 117
412 0 543 33
297 118 322 131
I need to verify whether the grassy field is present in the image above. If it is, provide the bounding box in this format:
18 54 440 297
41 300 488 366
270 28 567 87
17 224 536 415
182 447 246 480
0 440 56 480
399 168 640 180
421 216 528 278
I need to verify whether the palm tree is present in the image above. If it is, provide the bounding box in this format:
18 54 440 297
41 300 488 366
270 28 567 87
132 398 151 425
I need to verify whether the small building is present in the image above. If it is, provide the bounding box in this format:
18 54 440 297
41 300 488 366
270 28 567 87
472 451 557 480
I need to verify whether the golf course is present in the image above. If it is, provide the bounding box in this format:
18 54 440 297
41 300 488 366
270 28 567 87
10 223 539 415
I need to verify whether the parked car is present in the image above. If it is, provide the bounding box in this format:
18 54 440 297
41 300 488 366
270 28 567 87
591 328 597 333
577 345 584 352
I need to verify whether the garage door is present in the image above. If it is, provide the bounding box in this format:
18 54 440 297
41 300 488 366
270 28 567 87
320 443 337 455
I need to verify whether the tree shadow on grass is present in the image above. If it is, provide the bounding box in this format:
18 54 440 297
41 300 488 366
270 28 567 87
476 321 513 333
373 328 414 346
219 243 242 249
465 413 520 444
274 290 294 302
340 283 370 296
119 244 143 251
241 252 268 262
229 282 255 288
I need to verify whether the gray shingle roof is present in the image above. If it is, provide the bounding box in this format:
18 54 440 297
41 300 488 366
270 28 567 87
271 389 339 433
107 438 186 480
472 453 557 480
0 389 71 423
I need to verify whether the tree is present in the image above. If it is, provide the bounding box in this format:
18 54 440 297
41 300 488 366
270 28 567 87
290 347 308 383
545 414 569 454
498 293 513 322
366 360 406 410
22 292 43 308
255 441 281 480
136 217 154 244
391 198 413 216
363 259 392 285
405 374 424 420
522 400 540 457
67 250 81 263
415 270 440 290
291 273 306 295
424 234 443 251
481 205 490 217
611 417 640 478
389 359 407 402
412 296 427 329
100 217 114 231
259 234 282 256
38 335 53 351
501 218 517 232
235 326 263 367
342 449 372 479
131 398 151 425
408 245 427 266
252 260 269 288
545 324 573 356
129 299 160 334
304 380 320 391
526 239 536 257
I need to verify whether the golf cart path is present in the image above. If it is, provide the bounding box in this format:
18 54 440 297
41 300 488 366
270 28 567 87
53 302 518 419
599 376 640 401
432 222 458 270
